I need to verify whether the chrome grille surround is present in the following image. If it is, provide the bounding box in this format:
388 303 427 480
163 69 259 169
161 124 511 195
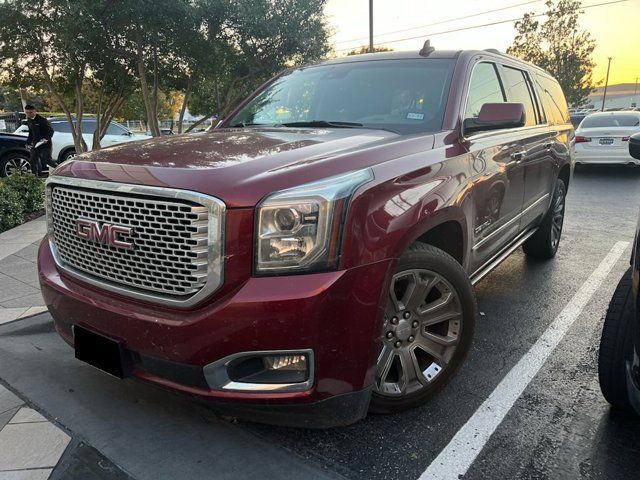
45 176 225 308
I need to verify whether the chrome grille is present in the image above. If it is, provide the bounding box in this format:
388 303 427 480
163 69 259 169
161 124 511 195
46 178 225 306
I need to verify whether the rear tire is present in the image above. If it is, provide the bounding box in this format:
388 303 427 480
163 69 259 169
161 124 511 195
598 268 635 410
60 148 76 163
369 243 476 414
523 178 566 259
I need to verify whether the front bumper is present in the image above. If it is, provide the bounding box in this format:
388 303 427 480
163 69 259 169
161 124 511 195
38 239 393 426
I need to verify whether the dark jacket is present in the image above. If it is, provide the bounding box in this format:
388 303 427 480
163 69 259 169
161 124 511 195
26 114 54 150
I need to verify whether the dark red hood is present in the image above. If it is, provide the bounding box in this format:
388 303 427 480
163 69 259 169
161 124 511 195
53 127 434 207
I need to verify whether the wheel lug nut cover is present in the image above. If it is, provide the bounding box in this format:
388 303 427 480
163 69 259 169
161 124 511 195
391 316 398 324
394 341 402 348
412 321 419 328
403 312 411 319
386 331 394 339
408 335 414 342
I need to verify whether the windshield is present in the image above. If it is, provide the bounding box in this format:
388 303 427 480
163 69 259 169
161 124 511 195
580 114 640 128
226 59 455 135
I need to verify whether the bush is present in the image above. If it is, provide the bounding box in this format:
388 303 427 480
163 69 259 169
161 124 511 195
0 172 44 233
3 172 45 213
0 181 25 232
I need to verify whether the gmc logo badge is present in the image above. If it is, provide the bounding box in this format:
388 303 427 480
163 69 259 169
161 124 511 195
75 218 134 250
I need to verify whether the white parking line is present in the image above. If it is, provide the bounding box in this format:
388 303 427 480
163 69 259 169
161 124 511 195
420 241 629 480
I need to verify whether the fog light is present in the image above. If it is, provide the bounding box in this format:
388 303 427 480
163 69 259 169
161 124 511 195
263 354 307 371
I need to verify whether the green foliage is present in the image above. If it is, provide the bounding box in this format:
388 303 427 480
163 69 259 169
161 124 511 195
347 46 393 56
4 173 45 213
0 181 25 232
507 0 596 106
0 173 44 233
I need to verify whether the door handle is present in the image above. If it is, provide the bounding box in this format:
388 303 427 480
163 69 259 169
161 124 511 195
510 150 527 162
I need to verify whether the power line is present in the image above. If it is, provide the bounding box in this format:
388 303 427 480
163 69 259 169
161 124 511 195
334 0 542 46
335 0 637 53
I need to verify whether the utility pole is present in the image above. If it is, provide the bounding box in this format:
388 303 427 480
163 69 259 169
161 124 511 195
369 0 373 53
601 57 612 112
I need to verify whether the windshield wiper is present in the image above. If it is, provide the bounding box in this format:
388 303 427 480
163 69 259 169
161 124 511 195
281 120 398 134
281 120 364 128
229 122 271 128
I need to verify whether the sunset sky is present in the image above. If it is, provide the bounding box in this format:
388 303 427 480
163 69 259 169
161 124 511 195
325 0 640 86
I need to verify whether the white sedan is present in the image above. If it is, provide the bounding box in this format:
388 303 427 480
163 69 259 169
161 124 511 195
574 111 640 165
14 118 151 163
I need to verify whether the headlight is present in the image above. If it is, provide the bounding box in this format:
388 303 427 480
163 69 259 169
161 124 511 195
255 168 373 273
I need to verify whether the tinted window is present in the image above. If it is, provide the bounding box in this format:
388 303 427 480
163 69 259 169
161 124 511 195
502 67 537 126
227 59 456 135
81 120 97 134
106 122 127 135
50 121 71 133
580 114 640 128
536 76 570 125
464 62 505 119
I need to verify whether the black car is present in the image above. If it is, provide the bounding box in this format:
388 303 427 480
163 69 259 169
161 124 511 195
0 132 30 177
598 131 640 414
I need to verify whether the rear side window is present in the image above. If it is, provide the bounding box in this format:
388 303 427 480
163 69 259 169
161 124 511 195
464 62 505 119
536 76 570 125
106 122 127 135
50 121 71 133
81 121 97 134
501 67 538 126
580 114 640 128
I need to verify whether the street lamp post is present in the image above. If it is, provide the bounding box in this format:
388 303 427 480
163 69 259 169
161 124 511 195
601 57 612 112
369 0 373 53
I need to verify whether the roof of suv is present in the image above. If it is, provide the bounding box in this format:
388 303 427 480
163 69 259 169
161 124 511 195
316 48 552 77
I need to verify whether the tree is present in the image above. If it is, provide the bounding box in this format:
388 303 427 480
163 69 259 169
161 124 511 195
507 0 596 106
346 46 393 56
184 0 331 132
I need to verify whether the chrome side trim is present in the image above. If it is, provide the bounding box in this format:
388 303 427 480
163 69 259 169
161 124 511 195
203 349 314 393
473 193 549 251
45 176 226 308
470 228 538 285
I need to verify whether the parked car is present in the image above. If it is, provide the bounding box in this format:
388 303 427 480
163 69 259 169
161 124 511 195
574 111 640 165
598 132 640 415
570 113 586 129
0 132 30 177
14 118 151 163
38 46 574 427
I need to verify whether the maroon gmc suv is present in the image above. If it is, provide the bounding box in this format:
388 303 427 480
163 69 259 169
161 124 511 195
38 47 574 427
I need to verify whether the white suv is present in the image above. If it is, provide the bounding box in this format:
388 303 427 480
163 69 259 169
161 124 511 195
14 118 151 163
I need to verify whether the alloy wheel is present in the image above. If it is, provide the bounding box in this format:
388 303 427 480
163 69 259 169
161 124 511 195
5 156 31 176
551 187 565 249
374 269 462 397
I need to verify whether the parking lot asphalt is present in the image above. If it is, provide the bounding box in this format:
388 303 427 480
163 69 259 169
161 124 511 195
1 165 639 479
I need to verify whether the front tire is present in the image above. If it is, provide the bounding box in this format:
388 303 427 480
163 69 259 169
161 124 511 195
523 178 566 259
0 153 31 177
598 268 635 410
370 243 476 414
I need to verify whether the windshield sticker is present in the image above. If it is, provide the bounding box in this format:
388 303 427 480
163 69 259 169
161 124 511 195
406 112 425 120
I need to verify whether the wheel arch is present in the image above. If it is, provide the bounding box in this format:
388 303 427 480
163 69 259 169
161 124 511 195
58 146 76 163
397 207 468 268
558 163 571 191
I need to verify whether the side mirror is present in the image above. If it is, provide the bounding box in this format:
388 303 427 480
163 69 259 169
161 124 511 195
629 132 640 160
464 103 526 136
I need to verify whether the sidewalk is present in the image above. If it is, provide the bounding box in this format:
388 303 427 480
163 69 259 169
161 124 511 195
0 216 48 325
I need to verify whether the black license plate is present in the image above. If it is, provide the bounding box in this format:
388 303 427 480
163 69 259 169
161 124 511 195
74 326 131 378
599 138 614 145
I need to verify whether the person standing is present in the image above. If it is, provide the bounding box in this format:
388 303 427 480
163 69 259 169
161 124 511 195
24 105 56 176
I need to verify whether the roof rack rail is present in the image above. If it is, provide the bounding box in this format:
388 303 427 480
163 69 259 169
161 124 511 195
419 40 435 57
484 48 502 54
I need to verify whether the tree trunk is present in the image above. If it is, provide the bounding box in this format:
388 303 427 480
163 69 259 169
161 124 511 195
137 43 160 137
19 88 28 109
177 76 192 134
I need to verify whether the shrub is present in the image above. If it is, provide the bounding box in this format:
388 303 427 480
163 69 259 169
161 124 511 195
0 181 25 232
3 172 45 213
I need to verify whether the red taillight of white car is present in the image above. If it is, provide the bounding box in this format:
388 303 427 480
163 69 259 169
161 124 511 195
622 136 630 142
575 136 592 143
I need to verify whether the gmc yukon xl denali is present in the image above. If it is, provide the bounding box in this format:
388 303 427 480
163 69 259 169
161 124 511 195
38 47 574 427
